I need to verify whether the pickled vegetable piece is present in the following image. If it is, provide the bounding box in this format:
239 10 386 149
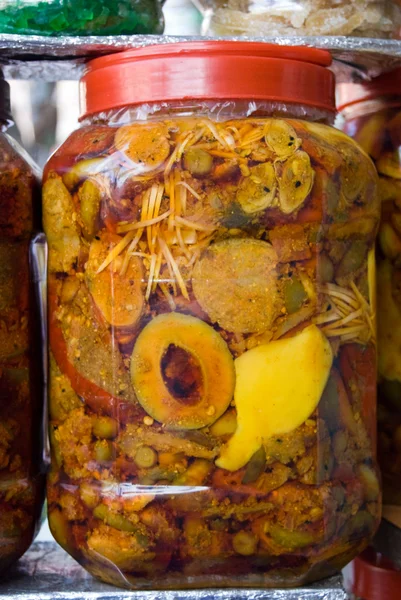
62 158 105 191
78 179 101 238
283 277 307 314
236 162 277 214
354 113 387 160
192 238 279 334
377 151 401 179
378 260 401 382
216 325 333 471
232 531 258 556
115 124 170 172
242 447 266 484
43 174 80 273
183 148 213 177
264 120 301 159
338 142 371 202
86 232 144 328
130 313 235 429
276 150 315 214
269 524 315 551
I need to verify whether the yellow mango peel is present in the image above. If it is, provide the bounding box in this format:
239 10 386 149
216 325 333 472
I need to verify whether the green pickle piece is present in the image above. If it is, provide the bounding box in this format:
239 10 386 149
93 504 139 534
269 524 316 550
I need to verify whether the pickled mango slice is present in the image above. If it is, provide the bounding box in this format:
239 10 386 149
86 232 144 328
130 313 235 430
264 120 301 159
216 325 333 472
78 179 102 239
192 238 279 334
62 157 105 191
236 162 277 214
378 260 401 382
115 124 170 172
43 174 80 273
276 150 315 214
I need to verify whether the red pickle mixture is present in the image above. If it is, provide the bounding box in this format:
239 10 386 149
44 115 381 588
0 134 44 571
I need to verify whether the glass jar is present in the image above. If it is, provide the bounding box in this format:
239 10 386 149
0 74 45 571
339 71 401 506
201 0 401 38
0 0 164 36
44 42 381 589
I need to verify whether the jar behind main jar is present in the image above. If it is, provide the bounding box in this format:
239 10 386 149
201 0 401 38
0 74 45 571
338 71 401 506
44 43 381 590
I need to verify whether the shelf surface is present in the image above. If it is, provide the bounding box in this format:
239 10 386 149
0 542 346 600
0 34 401 81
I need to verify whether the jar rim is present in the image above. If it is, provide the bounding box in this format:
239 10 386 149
79 41 335 120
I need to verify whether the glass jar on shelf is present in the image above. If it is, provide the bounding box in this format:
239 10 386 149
44 42 381 589
338 70 401 506
200 0 401 38
0 72 45 572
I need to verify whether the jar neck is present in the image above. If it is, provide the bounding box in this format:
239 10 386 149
341 95 401 120
81 100 335 126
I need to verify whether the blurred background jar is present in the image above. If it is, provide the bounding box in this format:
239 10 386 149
200 0 401 38
0 71 45 572
0 0 165 36
338 70 401 506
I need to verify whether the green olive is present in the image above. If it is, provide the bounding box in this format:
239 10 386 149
134 446 158 469
232 531 258 556
283 277 307 314
92 416 118 440
183 148 213 176
94 440 113 462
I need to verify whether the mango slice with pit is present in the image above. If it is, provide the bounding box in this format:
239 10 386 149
216 325 333 472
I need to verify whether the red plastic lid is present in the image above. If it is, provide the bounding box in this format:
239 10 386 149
343 548 401 600
337 67 401 111
79 42 335 120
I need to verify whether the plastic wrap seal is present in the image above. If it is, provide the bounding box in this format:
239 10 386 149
1 34 401 82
